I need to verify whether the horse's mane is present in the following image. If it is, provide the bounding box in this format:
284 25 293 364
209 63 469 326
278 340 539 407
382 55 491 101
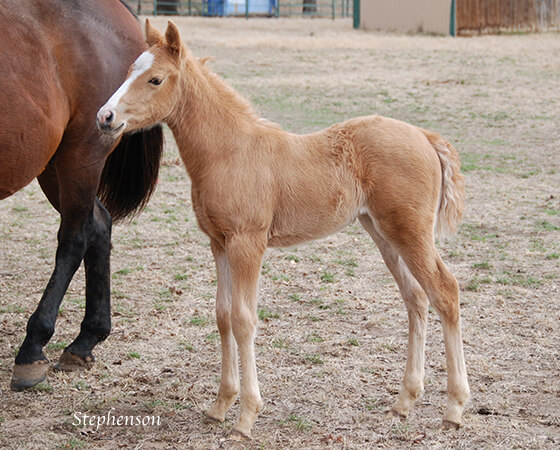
194 55 282 132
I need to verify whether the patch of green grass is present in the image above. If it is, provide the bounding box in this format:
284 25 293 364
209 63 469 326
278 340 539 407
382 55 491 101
174 273 189 281
545 208 560 216
74 381 89 391
47 342 67 351
279 414 314 431
128 351 141 359
381 343 397 353
539 221 560 231
320 271 335 283
546 253 559 260
261 262 271 275
309 332 324 343
473 261 492 270
205 332 219 342
497 273 541 288
144 399 167 409
189 315 208 326
31 382 53 393
258 308 280 321
271 273 290 282
286 254 300 262
57 438 85 449
272 338 288 349
307 297 328 309
289 293 302 302
113 267 132 276
305 354 324 365
347 337 359 347
0 304 26 314
179 341 194 351
364 398 382 411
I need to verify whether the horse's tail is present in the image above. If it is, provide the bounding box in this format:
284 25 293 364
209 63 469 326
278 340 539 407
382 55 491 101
98 126 164 222
421 129 465 239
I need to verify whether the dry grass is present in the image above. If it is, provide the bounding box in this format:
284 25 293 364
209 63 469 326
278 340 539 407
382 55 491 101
1 17 559 449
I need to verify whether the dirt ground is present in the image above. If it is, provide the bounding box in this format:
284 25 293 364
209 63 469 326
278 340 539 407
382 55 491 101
1 16 559 449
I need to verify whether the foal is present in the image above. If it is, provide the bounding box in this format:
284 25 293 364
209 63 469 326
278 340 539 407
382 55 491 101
97 20 469 437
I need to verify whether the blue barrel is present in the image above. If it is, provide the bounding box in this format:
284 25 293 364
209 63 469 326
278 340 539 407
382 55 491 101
204 0 224 16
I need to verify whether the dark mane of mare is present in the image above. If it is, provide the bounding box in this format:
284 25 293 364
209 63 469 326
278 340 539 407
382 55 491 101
1 0 163 390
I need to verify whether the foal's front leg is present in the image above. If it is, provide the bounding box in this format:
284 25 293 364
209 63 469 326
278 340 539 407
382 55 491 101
206 240 240 422
225 233 266 438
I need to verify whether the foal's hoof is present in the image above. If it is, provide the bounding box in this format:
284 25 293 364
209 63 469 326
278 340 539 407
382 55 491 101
441 419 462 430
53 350 95 372
388 408 408 420
229 427 252 440
10 360 50 391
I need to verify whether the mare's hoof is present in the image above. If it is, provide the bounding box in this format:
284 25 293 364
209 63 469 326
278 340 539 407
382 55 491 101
441 419 461 430
53 350 95 372
10 360 50 391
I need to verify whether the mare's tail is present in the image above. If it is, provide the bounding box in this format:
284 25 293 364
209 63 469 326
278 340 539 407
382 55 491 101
97 126 164 221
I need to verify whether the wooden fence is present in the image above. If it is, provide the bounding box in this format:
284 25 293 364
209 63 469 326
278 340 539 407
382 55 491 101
457 0 560 34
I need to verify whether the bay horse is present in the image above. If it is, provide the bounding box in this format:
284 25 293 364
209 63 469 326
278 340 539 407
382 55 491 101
97 20 470 437
1 1 163 391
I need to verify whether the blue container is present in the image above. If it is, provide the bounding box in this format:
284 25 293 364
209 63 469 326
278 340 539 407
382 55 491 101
224 0 276 16
204 0 224 16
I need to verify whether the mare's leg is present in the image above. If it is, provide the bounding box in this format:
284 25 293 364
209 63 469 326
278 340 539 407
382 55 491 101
225 233 266 438
55 198 112 371
367 213 469 427
206 240 240 422
359 215 429 418
11 157 110 390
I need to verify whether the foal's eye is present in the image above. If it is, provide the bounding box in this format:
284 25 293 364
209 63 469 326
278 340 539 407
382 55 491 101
148 77 162 86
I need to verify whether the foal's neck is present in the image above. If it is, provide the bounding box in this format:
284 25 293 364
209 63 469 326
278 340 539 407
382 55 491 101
167 53 260 182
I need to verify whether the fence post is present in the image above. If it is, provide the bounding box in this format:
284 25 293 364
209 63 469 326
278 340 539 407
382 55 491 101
353 0 359 28
153 0 158 16
246 0 249 19
450 0 456 36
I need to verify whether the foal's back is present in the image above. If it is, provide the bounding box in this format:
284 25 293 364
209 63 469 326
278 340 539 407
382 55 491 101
264 115 441 247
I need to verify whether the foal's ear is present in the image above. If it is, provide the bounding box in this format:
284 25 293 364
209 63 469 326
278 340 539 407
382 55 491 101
145 18 163 47
164 21 184 58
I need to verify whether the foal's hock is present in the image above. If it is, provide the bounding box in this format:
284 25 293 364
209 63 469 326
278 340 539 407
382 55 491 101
97 20 469 438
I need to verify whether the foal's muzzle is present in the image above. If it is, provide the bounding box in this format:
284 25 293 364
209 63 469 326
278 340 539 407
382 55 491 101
96 108 124 135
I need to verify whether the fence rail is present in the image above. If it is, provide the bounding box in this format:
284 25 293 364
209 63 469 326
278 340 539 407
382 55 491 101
134 1 352 18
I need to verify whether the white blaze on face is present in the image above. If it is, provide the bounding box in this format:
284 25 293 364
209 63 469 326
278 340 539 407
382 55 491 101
104 51 155 109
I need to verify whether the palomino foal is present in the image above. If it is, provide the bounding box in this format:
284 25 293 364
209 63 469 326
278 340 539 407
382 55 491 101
97 20 470 437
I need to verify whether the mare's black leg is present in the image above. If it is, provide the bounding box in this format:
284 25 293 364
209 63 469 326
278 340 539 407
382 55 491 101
11 211 90 390
55 199 112 371
10 161 112 390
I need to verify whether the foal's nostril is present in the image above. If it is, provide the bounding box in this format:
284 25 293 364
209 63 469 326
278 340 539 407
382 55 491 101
105 110 114 124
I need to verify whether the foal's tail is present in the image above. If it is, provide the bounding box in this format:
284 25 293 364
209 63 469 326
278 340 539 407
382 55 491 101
421 129 465 239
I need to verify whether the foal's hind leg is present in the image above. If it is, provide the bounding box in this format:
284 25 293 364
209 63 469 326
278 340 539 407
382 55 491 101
359 215 429 418
367 216 470 427
206 240 240 422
